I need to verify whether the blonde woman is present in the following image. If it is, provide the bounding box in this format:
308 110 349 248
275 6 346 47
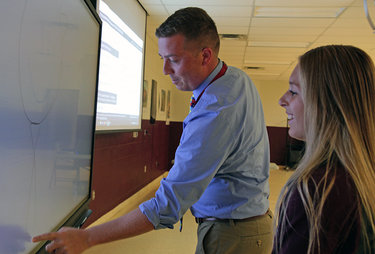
274 45 375 253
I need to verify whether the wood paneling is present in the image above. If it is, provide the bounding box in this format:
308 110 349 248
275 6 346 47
85 120 169 226
168 121 183 168
267 126 289 165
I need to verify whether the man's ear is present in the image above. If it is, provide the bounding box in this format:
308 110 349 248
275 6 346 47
201 47 213 65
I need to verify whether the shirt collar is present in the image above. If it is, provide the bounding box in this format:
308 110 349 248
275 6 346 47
193 60 223 98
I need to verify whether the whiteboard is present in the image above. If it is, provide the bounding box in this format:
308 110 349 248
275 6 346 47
0 0 100 253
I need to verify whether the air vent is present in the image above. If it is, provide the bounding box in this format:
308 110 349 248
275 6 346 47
219 34 247 40
244 66 264 70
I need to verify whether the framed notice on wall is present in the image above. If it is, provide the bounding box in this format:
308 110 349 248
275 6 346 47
142 80 148 108
160 89 166 112
150 79 157 124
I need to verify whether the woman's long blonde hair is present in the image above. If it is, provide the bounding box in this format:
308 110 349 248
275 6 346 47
274 45 375 253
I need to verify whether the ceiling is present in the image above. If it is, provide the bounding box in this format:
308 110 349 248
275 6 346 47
138 0 375 81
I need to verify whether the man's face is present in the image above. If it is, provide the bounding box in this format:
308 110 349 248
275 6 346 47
158 34 205 91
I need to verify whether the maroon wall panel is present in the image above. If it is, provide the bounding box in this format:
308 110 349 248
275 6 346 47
266 126 289 165
85 120 169 226
168 121 183 168
151 121 170 171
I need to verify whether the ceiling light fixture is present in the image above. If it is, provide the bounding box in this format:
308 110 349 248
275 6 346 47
244 66 265 70
219 34 247 40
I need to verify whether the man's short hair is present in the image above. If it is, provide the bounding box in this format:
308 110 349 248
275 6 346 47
155 7 220 54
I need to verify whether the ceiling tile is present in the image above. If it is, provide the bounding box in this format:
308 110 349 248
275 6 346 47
165 5 253 17
218 26 249 35
213 17 251 27
221 40 248 47
251 17 334 28
245 47 306 62
139 0 161 4
254 0 355 7
161 0 254 5
139 0 375 81
254 7 346 18
220 46 246 54
339 6 368 18
248 34 318 43
351 0 364 6
250 27 326 36
332 17 370 28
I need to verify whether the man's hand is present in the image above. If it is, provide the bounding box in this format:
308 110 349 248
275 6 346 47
32 227 90 254
32 208 154 253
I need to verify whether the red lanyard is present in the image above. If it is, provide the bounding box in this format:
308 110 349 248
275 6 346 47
191 62 228 107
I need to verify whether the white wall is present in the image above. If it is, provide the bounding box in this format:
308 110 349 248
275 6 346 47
252 79 289 128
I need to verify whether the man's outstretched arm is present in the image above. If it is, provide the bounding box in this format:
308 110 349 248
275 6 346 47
32 208 154 254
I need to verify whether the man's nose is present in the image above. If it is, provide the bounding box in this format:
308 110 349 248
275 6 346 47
163 60 173 75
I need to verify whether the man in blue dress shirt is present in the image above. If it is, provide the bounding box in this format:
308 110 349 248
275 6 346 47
33 7 272 254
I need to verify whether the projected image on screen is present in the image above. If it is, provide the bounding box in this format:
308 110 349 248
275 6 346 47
0 0 99 253
96 0 145 131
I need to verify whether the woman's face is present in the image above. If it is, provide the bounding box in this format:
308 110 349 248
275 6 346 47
279 64 305 141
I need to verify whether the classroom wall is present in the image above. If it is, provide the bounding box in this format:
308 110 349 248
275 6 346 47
253 79 289 128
